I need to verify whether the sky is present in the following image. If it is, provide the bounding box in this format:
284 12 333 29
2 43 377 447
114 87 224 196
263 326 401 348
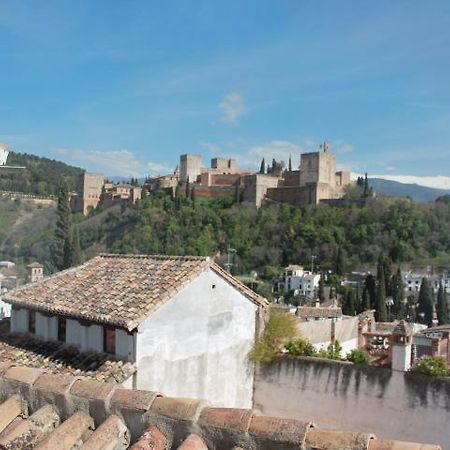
0 1 450 187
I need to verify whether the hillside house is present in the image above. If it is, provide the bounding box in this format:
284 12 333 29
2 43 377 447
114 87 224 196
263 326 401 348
4 254 267 408
274 265 320 299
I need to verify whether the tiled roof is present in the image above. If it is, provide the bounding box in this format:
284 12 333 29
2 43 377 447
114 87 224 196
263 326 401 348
296 306 343 319
4 254 268 331
0 363 440 449
0 321 135 383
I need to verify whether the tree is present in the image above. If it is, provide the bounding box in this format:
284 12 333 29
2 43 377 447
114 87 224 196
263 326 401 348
191 186 197 208
436 282 449 325
71 225 83 267
343 288 356 316
376 258 388 322
361 287 371 312
318 274 325 302
417 277 434 327
185 177 190 198
392 267 405 319
363 173 369 197
288 155 292 172
53 182 74 271
364 274 377 309
259 158 266 174
335 246 345 277
248 310 297 363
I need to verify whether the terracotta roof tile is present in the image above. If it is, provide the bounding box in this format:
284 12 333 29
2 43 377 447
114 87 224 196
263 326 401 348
5 254 267 331
0 327 135 384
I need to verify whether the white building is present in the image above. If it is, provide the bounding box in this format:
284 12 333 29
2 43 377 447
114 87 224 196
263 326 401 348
4 254 268 408
403 271 450 294
0 144 8 166
275 265 320 298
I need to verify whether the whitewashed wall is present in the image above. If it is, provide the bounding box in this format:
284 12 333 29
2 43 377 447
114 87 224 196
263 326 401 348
0 300 11 319
135 268 259 408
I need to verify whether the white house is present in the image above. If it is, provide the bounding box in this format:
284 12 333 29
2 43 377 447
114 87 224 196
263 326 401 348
4 254 267 408
275 265 320 298
0 145 8 166
403 271 450 294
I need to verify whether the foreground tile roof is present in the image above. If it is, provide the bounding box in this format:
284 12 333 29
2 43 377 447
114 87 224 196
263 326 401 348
0 321 135 383
4 254 268 331
0 363 440 450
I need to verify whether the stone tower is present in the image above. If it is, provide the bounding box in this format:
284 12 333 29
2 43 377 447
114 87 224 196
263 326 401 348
391 321 413 371
28 262 44 283
180 154 202 183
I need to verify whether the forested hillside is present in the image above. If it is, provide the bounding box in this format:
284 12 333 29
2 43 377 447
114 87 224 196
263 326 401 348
0 151 83 196
0 197 56 266
78 193 450 275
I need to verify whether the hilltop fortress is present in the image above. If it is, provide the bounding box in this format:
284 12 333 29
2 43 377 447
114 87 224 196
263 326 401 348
149 142 351 207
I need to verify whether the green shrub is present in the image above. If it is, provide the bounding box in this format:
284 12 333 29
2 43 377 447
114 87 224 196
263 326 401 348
317 340 343 360
347 349 371 365
248 310 297 363
285 339 317 357
411 357 449 377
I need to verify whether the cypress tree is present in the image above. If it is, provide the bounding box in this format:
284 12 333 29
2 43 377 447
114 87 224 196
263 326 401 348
417 277 434 327
436 282 449 325
54 182 73 271
376 261 388 322
259 158 266 174
392 267 405 319
335 246 345 277
71 224 82 267
185 176 190 198
191 186 197 208
361 287 371 312
288 155 292 172
363 173 369 197
343 289 356 316
318 274 325 302
364 274 377 309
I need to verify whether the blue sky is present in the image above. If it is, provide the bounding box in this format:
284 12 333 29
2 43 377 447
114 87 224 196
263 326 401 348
1 1 450 186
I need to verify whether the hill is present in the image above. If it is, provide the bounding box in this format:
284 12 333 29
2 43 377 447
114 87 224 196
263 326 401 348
0 197 56 268
369 178 450 202
77 193 450 274
0 151 84 196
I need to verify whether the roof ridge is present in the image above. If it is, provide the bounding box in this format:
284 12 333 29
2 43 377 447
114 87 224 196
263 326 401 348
98 253 210 261
209 263 268 308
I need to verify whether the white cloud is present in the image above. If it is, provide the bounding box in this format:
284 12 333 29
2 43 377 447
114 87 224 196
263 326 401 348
199 140 221 154
147 161 174 175
56 148 170 177
243 140 304 168
218 91 246 123
334 141 354 154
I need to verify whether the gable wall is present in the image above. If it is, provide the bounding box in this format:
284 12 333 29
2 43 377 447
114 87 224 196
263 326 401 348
135 268 259 408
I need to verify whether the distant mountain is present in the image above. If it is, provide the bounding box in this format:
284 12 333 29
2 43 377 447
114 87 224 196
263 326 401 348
369 178 450 202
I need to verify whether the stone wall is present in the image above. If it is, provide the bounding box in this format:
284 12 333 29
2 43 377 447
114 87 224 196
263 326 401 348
254 356 450 449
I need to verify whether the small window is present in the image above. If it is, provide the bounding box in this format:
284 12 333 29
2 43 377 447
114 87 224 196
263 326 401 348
58 317 66 342
28 310 36 334
103 326 116 354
